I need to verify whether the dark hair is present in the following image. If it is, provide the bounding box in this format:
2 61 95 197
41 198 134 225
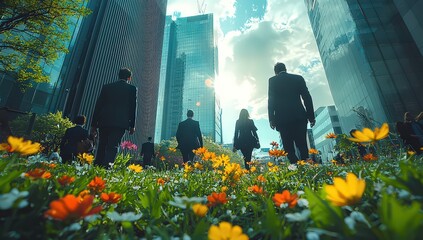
119 68 132 80
274 62 286 74
187 110 194 118
238 109 250 121
74 115 86 125
148 137 152 141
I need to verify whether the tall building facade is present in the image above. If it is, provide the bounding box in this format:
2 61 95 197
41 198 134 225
0 1 88 114
53 0 167 146
312 106 342 163
304 0 423 133
155 14 222 143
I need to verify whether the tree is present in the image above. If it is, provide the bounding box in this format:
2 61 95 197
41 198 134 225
10 111 75 153
0 0 90 88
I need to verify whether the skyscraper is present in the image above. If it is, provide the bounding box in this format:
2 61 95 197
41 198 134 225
0 1 88 114
155 14 222 143
304 0 423 132
55 0 167 146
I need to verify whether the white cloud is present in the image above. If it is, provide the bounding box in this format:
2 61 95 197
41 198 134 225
167 0 334 143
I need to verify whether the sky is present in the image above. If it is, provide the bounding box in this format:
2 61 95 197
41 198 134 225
166 0 335 146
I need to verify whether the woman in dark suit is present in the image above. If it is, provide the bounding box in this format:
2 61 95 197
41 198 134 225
233 109 259 170
60 115 89 163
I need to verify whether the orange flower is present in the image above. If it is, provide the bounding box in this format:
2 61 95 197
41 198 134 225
257 174 266 182
248 185 264 195
308 148 319 155
270 141 279 147
272 190 298 208
207 192 228 207
0 136 41 156
157 178 166 186
25 168 51 179
57 175 75 186
87 176 106 192
44 194 102 221
268 149 287 157
100 192 122 204
326 133 337 139
363 153 378 161
160 156 166 161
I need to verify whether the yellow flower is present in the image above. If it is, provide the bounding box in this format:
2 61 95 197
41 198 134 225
194 162 203 170
160 156 166 161
208 222 249 240
250 166 256 173
0 136 41 156
407 150 416 156
267 162 274 167
348 123 389 144
77 153 94 164
192 203 208 217
221 186 228 192
297 160 306 165
325 173 366 206
128 164 143 173
168 147 177 152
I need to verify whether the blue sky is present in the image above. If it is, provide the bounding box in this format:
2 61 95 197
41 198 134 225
167 0 334 146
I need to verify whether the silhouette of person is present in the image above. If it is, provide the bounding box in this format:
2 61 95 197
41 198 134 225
268 62 315 163
141 137 155 167
397 112 423 153
91 68 137 168
233 109 259 170
176 110 203 163
60 115 89 163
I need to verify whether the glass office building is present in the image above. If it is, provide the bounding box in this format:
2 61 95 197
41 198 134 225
55 0 167 146
156 14 222 143
312 106 342 163
0 1 88 114
304 0 423 132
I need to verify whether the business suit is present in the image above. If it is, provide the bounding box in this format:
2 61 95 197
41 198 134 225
233 119 258 170
60 125 89 163
176 118 203 163
91 79 137 167
268 71 315 163
141 141 155 166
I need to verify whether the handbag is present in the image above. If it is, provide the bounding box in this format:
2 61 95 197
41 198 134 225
76 138 94 154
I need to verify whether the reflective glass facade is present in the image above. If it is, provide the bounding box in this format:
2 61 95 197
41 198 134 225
312 106 342 163
56 0 167 147
0 1 88 113
305 0 423 132
156 14 222 143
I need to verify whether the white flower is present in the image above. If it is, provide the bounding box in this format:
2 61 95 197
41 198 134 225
169 196 206 209
285 209 311 222
288 164 297 171
344 216 355 230
279 203 289 209
0 188 29 210
297 191 305 196
297 198 309 208
306 231 320 240
107 211 142 222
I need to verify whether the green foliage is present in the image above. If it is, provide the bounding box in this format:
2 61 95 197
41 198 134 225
10 111 74 152
0 0 91 86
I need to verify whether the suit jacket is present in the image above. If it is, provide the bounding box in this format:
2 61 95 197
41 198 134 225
233 119 258 149
141 142 155 158
176 118 203 152
268 72 314 129
60 125 89 156
91 80 137 129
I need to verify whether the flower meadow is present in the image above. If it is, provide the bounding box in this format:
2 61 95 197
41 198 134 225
1 124 423 239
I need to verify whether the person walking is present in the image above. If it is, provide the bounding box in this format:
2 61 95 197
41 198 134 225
91 68 137 168
60 115 89 163
176 110 203 163
268 62 315 163
140 137 155 167
233 109 260 170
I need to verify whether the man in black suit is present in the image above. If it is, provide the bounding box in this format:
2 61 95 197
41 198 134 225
60 115 89 163
268 62 315 163
91 68 137 168
176 110 203 163
140 137 155 167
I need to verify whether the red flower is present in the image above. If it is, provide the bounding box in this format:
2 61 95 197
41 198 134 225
100 192 122 204
272 190 298 208
44 195 102 221
207 192 228 207
57 175 75 186
25 168 51 179
87 176 106 192
248 185 264 195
